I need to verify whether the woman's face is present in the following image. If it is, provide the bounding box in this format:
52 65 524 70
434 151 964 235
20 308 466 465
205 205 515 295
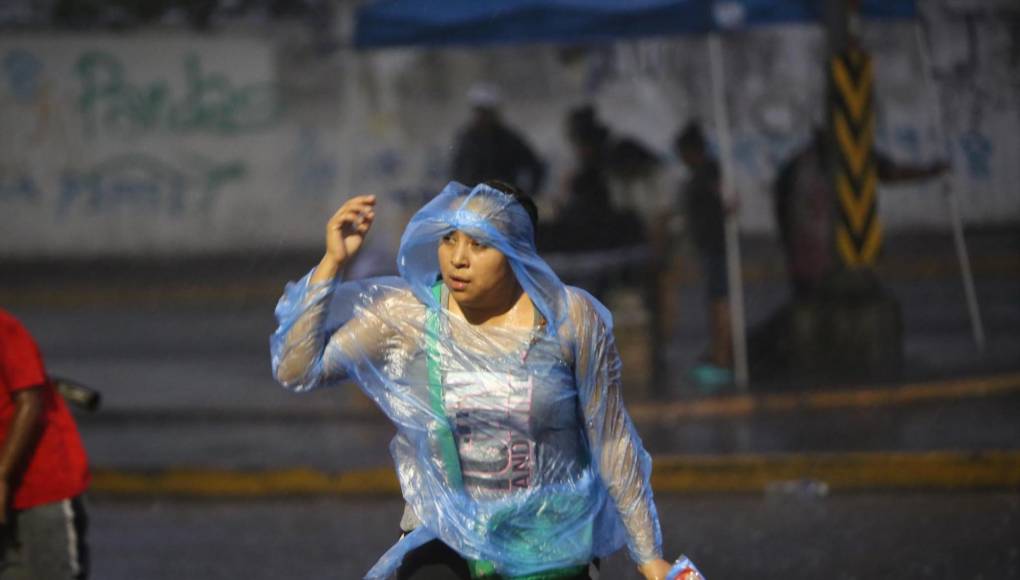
438 230 518 309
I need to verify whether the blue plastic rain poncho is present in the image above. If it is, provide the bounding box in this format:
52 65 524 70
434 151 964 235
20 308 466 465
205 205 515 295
270 182 662 578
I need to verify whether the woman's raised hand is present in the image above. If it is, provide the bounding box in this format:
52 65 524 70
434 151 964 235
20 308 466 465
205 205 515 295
638 558 676 580
312 195 376 283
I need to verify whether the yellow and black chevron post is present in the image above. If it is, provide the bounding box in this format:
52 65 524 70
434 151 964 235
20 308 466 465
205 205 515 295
829 48 880 267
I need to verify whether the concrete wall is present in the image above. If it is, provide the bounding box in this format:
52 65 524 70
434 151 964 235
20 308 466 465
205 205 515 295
0 33 344 257
1 1 1017 258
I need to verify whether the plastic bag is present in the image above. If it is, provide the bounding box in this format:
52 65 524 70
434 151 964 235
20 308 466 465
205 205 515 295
667 554 706 580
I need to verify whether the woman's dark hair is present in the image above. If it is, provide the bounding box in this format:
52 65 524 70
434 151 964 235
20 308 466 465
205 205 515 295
483 179 539 230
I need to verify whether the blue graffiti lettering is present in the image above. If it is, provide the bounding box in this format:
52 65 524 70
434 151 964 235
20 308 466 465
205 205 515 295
3 49 43 104
388 186 435 210
893 126 922 162
294 127 338 198
0 173 41 202
55 154 245 218
58 155 185 216
371 149 404 177
958 130 992 179
730 134 802 181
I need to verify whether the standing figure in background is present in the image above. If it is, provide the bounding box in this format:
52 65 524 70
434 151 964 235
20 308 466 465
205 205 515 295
773 128 950 298
537 105 646 301
0 308 90 580
552 105 644 252
673 122 733 390
772 128 833 299
451 83 546 197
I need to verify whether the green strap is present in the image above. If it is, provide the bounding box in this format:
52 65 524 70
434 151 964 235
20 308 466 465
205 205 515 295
426 282 586 580
426 281 463 489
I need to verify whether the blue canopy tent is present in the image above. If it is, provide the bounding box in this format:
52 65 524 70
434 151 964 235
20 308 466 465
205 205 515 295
713 0 915 29
354 0 916 48
352 1 986 388
354 0 713 48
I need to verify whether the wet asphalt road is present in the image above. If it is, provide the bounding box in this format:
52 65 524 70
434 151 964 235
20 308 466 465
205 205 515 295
89 492 1020 580
5 231 1019 579
13 282 1017 473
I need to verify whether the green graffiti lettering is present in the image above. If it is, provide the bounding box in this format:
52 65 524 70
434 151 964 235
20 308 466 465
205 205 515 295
74 50 282 138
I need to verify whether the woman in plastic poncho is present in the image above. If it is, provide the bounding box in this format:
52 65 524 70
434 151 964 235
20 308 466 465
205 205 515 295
271 181 675 580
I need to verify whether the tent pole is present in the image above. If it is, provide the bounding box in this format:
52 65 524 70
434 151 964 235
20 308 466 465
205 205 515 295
708 33 749 391
914 23 986 351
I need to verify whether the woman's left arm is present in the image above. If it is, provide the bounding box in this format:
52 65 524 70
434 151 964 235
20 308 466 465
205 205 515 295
570 293 673 579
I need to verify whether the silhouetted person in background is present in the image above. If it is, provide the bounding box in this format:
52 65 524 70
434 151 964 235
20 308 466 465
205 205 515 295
773 128 949 298
744 129 950 382
537 105 646 303
551 105 645 253
451 83 546 197
674 122 733 390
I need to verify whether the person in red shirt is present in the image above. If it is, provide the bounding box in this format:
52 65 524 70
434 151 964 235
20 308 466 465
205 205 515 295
0 308 90 580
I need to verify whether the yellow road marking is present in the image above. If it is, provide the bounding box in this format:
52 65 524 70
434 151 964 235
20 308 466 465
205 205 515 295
92 467 400 497
90 451 1020 497
84 375 1020 497
651 450 1020 492
628 372 1020 422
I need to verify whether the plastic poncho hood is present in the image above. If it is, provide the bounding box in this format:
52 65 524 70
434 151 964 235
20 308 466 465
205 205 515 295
398 181 569 336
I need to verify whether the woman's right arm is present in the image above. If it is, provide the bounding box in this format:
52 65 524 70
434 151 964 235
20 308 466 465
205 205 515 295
271 195 376 391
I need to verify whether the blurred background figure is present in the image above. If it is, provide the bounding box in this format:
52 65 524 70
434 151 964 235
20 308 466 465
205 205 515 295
0 308 90 580
558 104 670 389
673 122 733 391
563 104 663 227
550 104 645 250
773 127 950 299
450 82 546 197
537 105 646 299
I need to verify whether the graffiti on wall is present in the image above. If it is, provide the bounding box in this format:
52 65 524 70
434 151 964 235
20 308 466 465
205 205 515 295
1 154 246 217
75 50 282 138
957 129 993 179
3 48 43 104
2 8 1016 258
2 48 65 147
0 173 40 202
58 154 245 216
1 43 272 228
292 126 338 199
920 1 1018 181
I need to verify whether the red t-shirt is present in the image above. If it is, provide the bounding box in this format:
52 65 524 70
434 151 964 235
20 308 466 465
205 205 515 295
0 309 90 509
